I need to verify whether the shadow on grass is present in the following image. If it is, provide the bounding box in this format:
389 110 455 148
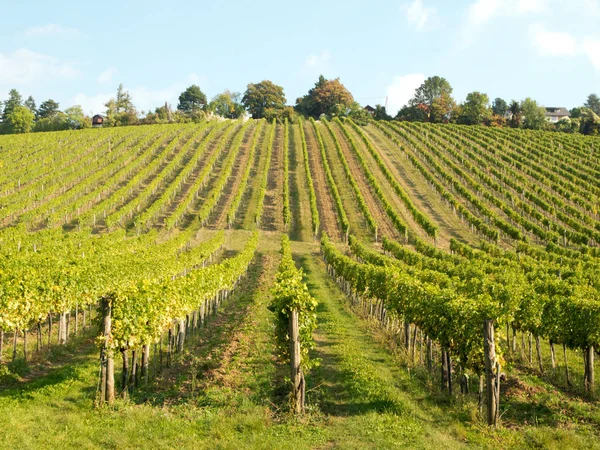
0 334 98 399
127 253 270 408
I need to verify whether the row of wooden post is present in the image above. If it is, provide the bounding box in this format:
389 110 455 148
98 277 243 404
0 305 94 365
324 259 502 426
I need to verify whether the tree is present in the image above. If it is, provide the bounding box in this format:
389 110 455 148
521 98 547 130
2 89 23 120
209 90 245 119
555 117 579 134
508 100 521 128
584 93 600 115
430 92 456 123
409 76 455 122
24 96 37 116
295 75 327 117
264 106 296 124
38 99 60 119
3 105 35 134
63 105 90 129
105 84 137 126
295 76 354 118
33 114 65 132
579 108 600 135
459 92 492 125
395 104 428 122
570 107 583 119
242 80 286 119
115 84 135 114
373 104 392 121
492 98 508 116
177 85 207 114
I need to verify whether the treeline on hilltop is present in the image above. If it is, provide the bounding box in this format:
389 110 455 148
390 76 600 136
1 75 599 136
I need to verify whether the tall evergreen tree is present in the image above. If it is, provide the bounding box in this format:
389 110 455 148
2 89 23 120
38 99 60 119
584 93 600 115
177 85 207 113
24 96 37 116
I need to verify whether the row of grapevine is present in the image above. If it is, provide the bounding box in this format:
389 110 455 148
99 231 259 402
255 120 276 226
334 118 409 238
346 119 438 238
310 118 349 238
228 120 266 226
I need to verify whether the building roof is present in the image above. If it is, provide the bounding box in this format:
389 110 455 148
364 105 376 112
544 107 570 117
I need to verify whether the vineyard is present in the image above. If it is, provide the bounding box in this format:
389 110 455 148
1 117 600 448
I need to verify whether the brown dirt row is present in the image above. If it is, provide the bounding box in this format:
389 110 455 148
206 124 258 229
303 121 343 241
363 124 481 248
342 122 434 245
435 125 595 242
180 124 247 228
390 123 519 248
329 121 399 240
316 122 371 242
155 125 236 227
234 123 268 230
288 124 312 242
93 126 204 231
261 123 284 233
8 130 164 229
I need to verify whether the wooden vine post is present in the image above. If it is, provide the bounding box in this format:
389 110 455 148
99 295 115 404
289 309 305 414
584 346 595 394
483 319 500 426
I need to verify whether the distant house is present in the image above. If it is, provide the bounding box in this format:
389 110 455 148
544 107 570 123
364 105 376 116
92 114 104 128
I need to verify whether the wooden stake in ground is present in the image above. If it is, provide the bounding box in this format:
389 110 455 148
99 296 115 404
483 319 500 426
121 348 129 398
59 312 67 345
141 344 150 386
289 309 305 414
584 346 595 394
563 344 571 386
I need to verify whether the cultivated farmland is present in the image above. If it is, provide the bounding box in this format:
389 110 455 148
1 118 600 448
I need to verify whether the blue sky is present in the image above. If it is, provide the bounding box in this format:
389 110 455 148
1 0 599 116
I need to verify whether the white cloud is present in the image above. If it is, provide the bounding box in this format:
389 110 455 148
467 0 501 25
527 23 600 71
97 66 118 84
582 37 600 70
403 0 437 31
0 48 78 85
385 74 425 116
24 24 79 37
461 0 547 46
467 0 547 25
529 23 577 56
305 50 331 69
